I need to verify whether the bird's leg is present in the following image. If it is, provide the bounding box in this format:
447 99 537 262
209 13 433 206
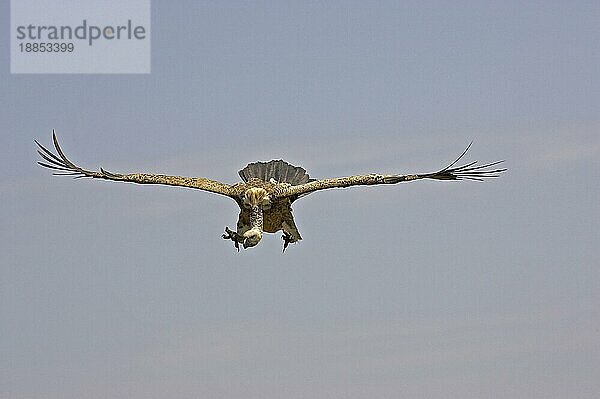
280 219 301 253
222 226 241 251
282 231 295 253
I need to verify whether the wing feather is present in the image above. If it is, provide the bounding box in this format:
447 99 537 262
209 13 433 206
36 130 234 198
274 142 506 198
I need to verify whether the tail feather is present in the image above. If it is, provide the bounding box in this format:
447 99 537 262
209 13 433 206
239 160 313 185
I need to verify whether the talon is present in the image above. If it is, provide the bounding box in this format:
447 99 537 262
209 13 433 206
282 232 293 253
222 226 241 251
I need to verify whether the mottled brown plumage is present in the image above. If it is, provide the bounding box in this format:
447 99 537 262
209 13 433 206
36 130 506 252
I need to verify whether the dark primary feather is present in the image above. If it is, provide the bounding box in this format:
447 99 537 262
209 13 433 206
378 142 506 184
425 142 506 181
35 130 121 179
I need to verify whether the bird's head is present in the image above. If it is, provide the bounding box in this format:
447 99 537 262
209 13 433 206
242 228 263 249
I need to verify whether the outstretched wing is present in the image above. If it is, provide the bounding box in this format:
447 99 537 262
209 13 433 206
273 142 506 199
36 130 234 198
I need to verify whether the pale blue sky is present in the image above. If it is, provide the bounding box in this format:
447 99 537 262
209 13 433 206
2 1 599 398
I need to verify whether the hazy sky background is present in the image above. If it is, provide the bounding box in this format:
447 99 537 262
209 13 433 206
2 1 599 398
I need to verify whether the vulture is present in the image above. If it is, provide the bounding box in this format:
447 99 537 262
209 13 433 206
36 130 505 252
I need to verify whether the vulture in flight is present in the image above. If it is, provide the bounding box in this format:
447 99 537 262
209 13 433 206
36 131 506 252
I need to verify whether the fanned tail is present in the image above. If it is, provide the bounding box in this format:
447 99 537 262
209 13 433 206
238 160 313 185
